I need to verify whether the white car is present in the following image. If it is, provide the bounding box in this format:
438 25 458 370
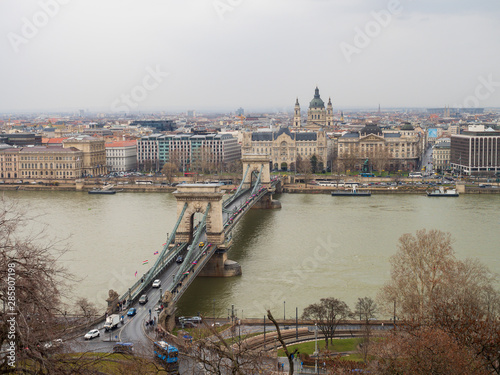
84 329 100 340
152 279 161 288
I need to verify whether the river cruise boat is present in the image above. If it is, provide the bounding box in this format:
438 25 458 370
88 184 117 195
331 186 371 197
426 187 459 197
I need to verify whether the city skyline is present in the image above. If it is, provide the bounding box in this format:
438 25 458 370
1 0 500 113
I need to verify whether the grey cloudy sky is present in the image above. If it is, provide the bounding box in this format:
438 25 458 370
1 0 499 113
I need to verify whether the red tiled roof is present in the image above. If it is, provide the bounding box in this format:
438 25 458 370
42 137 69 144
105 140 137 147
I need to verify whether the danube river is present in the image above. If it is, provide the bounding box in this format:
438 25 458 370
4 190 499 319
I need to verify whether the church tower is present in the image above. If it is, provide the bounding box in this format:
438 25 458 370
293 98 301 128
326 97 333 127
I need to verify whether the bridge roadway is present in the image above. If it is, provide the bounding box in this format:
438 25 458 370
115 180 278 346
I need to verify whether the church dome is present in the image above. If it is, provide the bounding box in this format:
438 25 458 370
360 123 382 136
309 87 325 109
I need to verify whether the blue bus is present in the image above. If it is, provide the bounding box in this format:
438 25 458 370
360 173 375 177
153 341 179 374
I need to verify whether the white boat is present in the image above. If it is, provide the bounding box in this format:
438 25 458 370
426 187 459 197
331 185 371 196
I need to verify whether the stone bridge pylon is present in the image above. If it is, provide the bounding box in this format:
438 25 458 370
173 184 225 245
241 153 272 190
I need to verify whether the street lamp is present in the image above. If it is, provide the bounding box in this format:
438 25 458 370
314 322 318 373
283 301 286 321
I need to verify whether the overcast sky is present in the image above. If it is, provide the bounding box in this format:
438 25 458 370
1 0 500 114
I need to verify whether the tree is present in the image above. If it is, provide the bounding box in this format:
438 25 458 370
355 297 377 322
267 310 297 375
310 155 318 174
296 155 312 186
161 162 178 184
354 297 378 363
0 197 73 373
370 147 392 174
185 320 274 374
339 151 358 173
379 229 455 319
301 298 352 349
378 229 500 374
371 325 489 375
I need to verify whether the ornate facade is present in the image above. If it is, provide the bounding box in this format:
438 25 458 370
241 127 329 171
337 123 423 171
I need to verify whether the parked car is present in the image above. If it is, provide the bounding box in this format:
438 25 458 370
152 279 161 288
84 329 100 340
127 308 137 317
139 294 148 304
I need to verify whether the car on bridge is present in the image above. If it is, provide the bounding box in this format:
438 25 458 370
176 255 184 263
127 307 137 317
139 294 148 304
84 329 100 340
198 242 205 248
152 279 161 288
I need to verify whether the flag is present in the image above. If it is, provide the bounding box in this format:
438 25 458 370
142 260 148 265
192 261 197 264
134 271 138 277
154 251 159 255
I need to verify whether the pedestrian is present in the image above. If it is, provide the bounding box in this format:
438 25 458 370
281 362 284 371
277 362 280 372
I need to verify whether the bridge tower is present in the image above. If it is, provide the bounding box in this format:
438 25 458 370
241 153 271 190
173 184 225 245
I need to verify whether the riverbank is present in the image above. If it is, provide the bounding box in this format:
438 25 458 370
2 182 499 194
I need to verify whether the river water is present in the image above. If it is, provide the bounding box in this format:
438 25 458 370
4 190 499 319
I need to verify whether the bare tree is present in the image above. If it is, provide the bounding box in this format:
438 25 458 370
184 320 274 374
339 151 358 173
161 162 178 184
301 297 352 349
378 229 500 374
267 310 297 375
370 325 489 375
355 297 378 322
75 297 99 323
379 229 455 319
0 197 74 373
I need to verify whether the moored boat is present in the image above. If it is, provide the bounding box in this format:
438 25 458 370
88 184 117 194
331 186 371 196
426 187 459 197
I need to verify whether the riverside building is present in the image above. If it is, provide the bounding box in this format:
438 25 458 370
137 133 241 172
450 125 500 175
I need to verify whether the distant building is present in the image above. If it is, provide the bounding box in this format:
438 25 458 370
450 125 500 175
241 127 329 171
0 145 83 181
63 135 107 177
130 120 176 132
337 123 424 171
236 107 244 116
19 146 83 180
433 140 451 172
137 133 241 172
105 140 137 172
293 87 334 130
0 133 42 146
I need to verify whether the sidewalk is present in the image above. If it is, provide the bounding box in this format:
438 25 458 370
277 357 328 374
